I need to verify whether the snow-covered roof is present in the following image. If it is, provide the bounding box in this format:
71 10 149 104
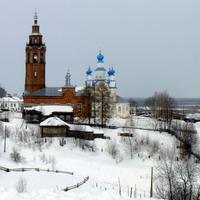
75 86 85 92
40 117 94 132
40 117 69 127
25 105 73 116
0 96 23 102
186 113 200 120
24 87 62 97
66 123 93 132
92 127 104 134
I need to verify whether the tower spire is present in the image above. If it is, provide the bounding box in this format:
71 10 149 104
32 11 40 34
34 10 38 24
65 69 72 87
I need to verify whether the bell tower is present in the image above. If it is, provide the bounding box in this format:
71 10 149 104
25 12 46 93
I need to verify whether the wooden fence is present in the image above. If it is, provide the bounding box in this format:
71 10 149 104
0 166 73 175
63 176 89 192
0 166 89 192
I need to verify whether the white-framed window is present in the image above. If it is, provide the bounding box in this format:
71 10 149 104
76 103 82 112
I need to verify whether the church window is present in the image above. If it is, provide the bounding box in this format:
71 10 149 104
33 54 38 63
34 71 37 77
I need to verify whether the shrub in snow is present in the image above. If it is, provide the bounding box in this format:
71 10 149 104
50 156 56 170
40 153 47 163
150 140 160 155
59 138 66 146
10 147 24 163
121 136 136 159
106 140 121 161
15 177 27 193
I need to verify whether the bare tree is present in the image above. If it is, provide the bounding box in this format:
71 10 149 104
0 86 7 98
10 147 24 163
121 118 136 159
94 82 111 127
121 136 136 159
155 151 200 200
145 91 176 132
106 140 119 160
172 121 197 158
128 98 138 115
80 87 93 123
15 177 27 193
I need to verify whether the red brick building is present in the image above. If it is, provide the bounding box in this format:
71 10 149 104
23 13 90 118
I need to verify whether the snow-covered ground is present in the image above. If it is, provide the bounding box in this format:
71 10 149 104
0 113 183 199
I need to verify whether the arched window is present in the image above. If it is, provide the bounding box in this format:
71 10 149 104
33 53 38 63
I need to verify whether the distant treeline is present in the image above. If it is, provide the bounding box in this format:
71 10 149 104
129 97 200 107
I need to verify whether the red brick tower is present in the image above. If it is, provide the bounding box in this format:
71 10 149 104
25 12 46 93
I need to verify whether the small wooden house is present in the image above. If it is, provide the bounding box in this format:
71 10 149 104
40 117 106 140
40 117 69 137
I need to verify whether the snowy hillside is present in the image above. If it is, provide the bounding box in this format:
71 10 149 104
0 114 180 199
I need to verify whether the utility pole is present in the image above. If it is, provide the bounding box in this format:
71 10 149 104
150 167 153 197
4 125 7 152
93 84 96 125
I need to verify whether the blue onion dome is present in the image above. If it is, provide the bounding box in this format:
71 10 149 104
97 51 104 63
86 67 92 75
107 67 115 76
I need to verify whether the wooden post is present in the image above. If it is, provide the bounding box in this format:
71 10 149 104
130 187 132 198
134 184 137 198
150 167 153 197
128 186 129 197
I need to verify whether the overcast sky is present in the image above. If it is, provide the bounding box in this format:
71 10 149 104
0 0 199 98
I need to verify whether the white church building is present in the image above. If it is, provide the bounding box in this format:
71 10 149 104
0 96 23 112
85 51 130 119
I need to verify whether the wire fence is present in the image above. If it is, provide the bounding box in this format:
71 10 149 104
91 181 150 198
